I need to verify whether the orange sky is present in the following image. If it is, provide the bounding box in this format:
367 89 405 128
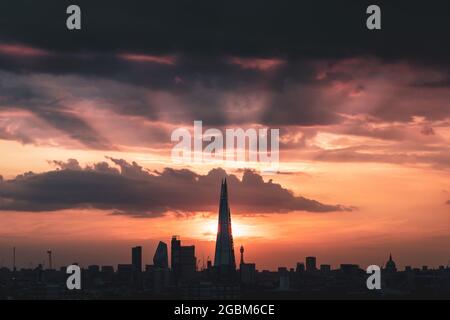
1 136 449 270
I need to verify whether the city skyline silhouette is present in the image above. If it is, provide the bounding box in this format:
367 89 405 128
1 0 450 300
1 180 449 299
2 178 448 273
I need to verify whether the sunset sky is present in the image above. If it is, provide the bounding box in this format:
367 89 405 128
0 1 449 271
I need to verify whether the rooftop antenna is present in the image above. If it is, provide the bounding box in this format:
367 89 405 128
47 250 53 270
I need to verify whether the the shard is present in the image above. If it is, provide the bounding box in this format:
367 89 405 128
213 179 236 270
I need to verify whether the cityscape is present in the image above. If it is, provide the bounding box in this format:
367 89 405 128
1 180 449 299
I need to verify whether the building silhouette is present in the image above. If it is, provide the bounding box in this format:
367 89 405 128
153 241 168 269
117 263 133 283
277 267 290 290
145 242 170 294
171 236 196 284
131 246 142 288
320 264 331 273
132 246 142 273
214 179 236 271
296 262 305 273
239 245 256 285
385 253 397 273
305 256 317 272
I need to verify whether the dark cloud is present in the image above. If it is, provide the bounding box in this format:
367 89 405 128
1 0 450 148
260 83 342 126
0 158 350 217
1 1 449 65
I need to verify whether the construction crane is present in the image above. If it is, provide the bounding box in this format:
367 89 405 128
47 249 52 270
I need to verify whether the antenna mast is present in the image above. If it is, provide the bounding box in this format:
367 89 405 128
47 250 53 270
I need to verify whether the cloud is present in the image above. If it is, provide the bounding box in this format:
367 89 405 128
1 2 450 160
228 57 285 71
1 1 449 67
118 53 177 65
0 158 350 217
0 43 51 58
49 159 83 171
310 145 450 170
0 125 34 144
0 71 113 149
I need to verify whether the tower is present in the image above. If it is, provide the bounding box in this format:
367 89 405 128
47 249 52 270
240 245 245 266
214 179 236 270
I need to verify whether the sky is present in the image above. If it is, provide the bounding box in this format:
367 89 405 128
0 0 450 271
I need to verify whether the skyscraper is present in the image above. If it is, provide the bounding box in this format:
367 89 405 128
171 236 196 283
153 241 168 269
214 179 236 270
132 246 142 273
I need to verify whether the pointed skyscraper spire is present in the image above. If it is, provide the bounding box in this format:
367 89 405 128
221 178 228 199
214 178 236 270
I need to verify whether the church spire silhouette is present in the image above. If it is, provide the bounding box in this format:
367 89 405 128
213 178 236 270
